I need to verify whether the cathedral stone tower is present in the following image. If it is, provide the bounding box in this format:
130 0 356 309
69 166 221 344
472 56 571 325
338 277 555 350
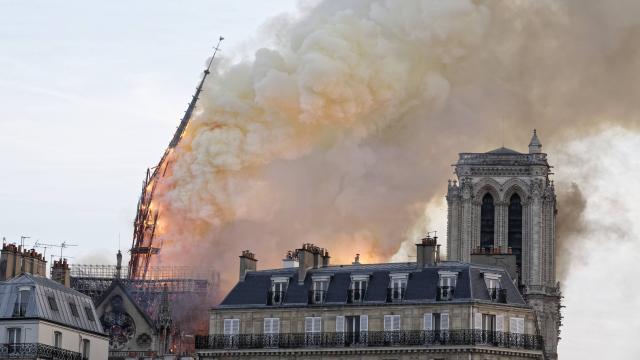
446 130 561 359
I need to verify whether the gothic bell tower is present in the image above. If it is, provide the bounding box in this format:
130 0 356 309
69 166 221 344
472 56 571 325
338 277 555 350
446 130 561 359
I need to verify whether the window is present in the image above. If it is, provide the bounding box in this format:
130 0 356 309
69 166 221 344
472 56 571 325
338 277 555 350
7 327 21 344
305 317 322 333
223 319 240 335
508 194 523 273
349 276 368 303
480 193 495 250
388 274 408 302
263 318 280 348
383 315 401 331
7 328 21 353
437 271 457 301
84 306 95 322
263 318 280 334
311 277 329 304
82 339 90 360
510 317 525 334
69 302 79 317
13 287 31 317
47 296 59 312
54 331 62 348
270 278 288 305
335 316 345 332
496 315 505 332
484 273 502 301
304 317 322 346
426 313 449 331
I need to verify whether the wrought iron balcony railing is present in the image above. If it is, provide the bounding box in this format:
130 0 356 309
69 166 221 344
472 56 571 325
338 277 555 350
0 343 82 360
386 287 406 302
347 289 366 303
309 290 327 304
436 286 455 301
489 288 508 303
195 330 542 351
267 290 286 305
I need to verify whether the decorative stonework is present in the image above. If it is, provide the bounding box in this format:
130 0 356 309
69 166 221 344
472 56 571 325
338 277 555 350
445 131 561 360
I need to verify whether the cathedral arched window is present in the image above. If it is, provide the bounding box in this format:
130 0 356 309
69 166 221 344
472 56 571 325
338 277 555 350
508 194 523 273
480 193 495 250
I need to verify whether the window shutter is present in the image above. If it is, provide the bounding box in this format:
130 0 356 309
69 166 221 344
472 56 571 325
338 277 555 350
273 318 280 334
440 313 449 330
423 313 433 330
474 313 483 330
223 319 231 335
360 315 368 331
232 319 239 334
496 315 504 332
264 318 271 334
336 316 345 332
384 315 392 331
305 317 313 333
517 318 524 334
314 317 322 333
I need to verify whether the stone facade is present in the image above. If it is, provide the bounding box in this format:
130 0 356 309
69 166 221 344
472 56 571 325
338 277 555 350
446 131 561 359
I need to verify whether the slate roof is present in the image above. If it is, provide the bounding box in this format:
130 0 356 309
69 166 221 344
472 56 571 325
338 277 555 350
486 147 522 155
0 273 105 335
218 261 527 309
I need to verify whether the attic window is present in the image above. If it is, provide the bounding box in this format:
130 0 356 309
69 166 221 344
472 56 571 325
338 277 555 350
437 271 458 301
13 286 31 317
483 272 506 302
47 296 59 312
69 301 79 317
85 306 95 322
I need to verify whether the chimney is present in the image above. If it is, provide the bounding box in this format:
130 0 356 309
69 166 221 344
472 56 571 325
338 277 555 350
51 258 70 287
297 244 315 285
282 250 299 268
239 250 257 281
322 251 330 267
416 235 439 268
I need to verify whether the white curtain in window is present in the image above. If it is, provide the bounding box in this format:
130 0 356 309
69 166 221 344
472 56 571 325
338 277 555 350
423 313 433 330
509 317 524 334
440 313 449 330
335 316 345 332
360 315 368 332
474 313 483 330
224 319 239 335
496 315 504 332
384 315 400 331
305 317 321 333
264 318 280 334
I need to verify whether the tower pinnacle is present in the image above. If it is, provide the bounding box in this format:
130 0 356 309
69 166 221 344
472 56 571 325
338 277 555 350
528 129 542 153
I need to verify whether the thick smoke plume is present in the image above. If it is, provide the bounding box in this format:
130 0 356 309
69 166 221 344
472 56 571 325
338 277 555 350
148 0 640 295
555 183 588 281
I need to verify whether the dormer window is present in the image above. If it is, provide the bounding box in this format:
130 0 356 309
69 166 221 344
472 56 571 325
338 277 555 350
12 287 31 317
269 277 289 305
437 271 458 301
483 272 506 302
349 275 369 303
387 273 408 302
311 276 330 304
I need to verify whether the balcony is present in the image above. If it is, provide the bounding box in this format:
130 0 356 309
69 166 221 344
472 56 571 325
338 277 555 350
386 287 406 302
308 290 327 304
0 343 82 360
195 330 543 351
347 289 366 303
436 286 455 301
267 290 286 305
489 288 508 303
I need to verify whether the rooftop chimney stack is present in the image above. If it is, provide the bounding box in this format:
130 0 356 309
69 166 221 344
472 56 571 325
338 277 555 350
416 235 438 268
239 250 257 281
296 243 328 284
51 258 70 287
282 250 299 268
322 251 330 267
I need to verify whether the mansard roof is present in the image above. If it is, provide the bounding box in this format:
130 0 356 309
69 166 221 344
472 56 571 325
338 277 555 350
218 261 526 309
0 273 105 335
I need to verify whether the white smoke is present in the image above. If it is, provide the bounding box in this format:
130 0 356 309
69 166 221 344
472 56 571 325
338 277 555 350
149 0 640 297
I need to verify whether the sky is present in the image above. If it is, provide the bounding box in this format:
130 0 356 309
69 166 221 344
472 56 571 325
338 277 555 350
1 1 639 359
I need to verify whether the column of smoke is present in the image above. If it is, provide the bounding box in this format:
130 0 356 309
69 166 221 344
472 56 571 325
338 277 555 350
150 0 640 298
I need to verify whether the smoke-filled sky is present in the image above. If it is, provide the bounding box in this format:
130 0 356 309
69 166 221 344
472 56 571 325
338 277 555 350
2 1 640 358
